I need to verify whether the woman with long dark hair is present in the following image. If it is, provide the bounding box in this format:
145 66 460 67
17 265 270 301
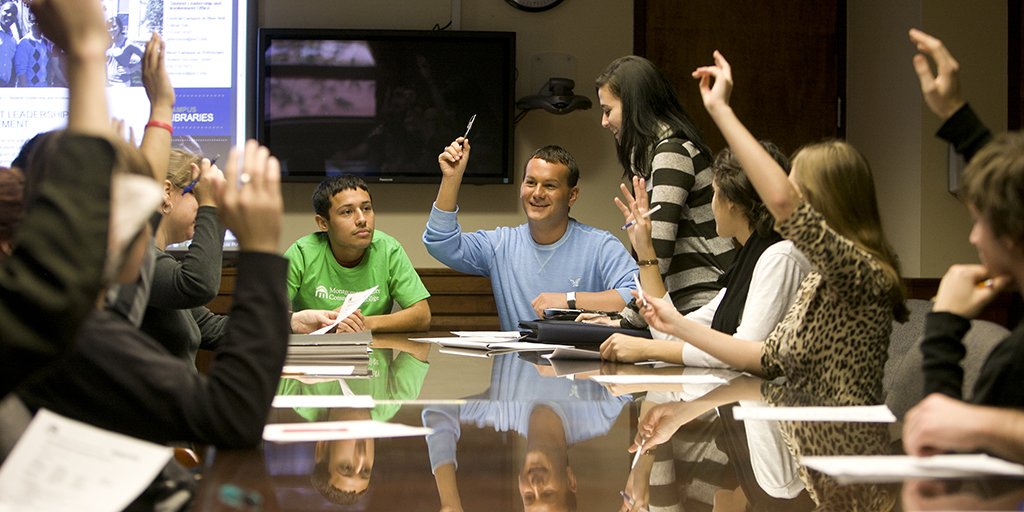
596 56 735 324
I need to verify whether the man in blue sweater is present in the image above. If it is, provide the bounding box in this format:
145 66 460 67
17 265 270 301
424 137 637 331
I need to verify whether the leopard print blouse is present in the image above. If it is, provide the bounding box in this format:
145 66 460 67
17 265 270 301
761 201 896 406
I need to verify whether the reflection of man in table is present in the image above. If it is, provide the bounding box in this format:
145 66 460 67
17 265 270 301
272 344 429 505
422 354 630 511
0 0 19 87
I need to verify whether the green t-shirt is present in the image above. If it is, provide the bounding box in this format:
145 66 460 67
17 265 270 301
285 230 430 315
275 349 429 422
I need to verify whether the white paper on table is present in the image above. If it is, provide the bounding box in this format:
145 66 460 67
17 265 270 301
450 331 524 339
272 394 375 409
589 374 729 385
410 337 570 352
311 285 379 335
732 405 896 423
281 365 355 376
543 347 601 360
263 420 433 443
0 409 173 512
800 454 1024 484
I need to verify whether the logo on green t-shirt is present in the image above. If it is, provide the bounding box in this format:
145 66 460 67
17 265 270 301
314 285 380 303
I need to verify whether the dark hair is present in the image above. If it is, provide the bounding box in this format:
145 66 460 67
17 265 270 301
312 174 371 218
959 131 1024 248
712 141 790 236
311 458 367 506
528 145 579 188
595 56 711 179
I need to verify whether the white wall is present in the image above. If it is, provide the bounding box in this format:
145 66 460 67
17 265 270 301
260 0 635 267
848 0 1007 278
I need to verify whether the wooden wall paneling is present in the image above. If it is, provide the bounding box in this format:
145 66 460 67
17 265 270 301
636 0 846 157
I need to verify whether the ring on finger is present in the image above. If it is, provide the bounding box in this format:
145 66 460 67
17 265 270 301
240 173 251 184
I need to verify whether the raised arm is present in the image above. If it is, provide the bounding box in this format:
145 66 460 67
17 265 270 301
32 0 111 137
138 32 174 182
435 137 470 212
693 51 801 223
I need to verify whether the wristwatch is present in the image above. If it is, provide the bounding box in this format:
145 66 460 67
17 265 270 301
566 291 577 309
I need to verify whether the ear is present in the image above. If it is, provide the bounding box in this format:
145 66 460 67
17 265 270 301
314 441 327 463
567 186 579 207
315 214 329 232
163 179 174 201
566 466 577 492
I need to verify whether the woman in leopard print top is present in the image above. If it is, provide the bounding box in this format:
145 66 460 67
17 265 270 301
640 51 908 408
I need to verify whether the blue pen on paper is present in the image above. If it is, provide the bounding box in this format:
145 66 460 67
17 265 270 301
621 204 661 230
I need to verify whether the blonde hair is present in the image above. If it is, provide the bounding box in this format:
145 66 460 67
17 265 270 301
166 148 201 190
791 140 908 322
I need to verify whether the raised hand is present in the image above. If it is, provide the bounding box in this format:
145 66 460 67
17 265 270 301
909 29 966 120
438 137 471 179
142 32 175 114
215 140 282 254
692 50 734 115
614 176 655 259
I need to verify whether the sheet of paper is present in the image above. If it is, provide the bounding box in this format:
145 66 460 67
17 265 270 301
732 405 896 423
272 394 375 409
263 420 433 443
589 374 729 385
800 454 1024 484
543 347 601 360
311 285 379 335
0 409 173 512
450 331 523 339
281 365 355 376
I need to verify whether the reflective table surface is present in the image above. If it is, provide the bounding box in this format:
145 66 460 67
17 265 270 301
192 333 1024 511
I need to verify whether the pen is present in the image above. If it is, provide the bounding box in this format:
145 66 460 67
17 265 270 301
463 114 476 139
977 278 995 288
631 434 647 469
619 491 649 512
621 204 662 230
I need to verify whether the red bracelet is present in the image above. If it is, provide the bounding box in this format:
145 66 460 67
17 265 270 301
145 120 173 134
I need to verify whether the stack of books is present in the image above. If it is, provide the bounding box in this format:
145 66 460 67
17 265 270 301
281 331 372 379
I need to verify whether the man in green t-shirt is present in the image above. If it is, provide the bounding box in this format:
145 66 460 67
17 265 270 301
285 175 431 332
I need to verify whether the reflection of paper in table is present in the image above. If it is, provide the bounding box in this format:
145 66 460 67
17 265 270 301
800 454 1024 484
263 420 433 443
0 409 173 512
311 285 379 335
410 337 569 352
272 394 375 409
732 405 896 423
589 374 729 385
281 365 355 376
543 347 601 360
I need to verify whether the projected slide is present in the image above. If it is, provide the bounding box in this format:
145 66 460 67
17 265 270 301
0 0 248 165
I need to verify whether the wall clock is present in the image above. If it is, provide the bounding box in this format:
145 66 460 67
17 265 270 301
505 0 564 13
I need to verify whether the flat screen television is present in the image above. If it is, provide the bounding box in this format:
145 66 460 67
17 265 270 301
257 29 515 184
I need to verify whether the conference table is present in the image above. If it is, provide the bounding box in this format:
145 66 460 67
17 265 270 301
190 332 1024 512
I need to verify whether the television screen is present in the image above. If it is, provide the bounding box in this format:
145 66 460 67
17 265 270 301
0 0 255 168
257 29 515 184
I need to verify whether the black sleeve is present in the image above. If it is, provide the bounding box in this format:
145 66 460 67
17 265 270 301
920 311 972 399
148 206 225 309
936 104 993 163
18 252 291 449
0 134 112 397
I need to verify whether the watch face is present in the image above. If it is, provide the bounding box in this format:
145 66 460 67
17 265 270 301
505 0 564 13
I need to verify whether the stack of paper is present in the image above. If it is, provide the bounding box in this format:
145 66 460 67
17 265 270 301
283 331 372 378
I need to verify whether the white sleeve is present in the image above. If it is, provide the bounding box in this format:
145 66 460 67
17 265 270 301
732 241 810 342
